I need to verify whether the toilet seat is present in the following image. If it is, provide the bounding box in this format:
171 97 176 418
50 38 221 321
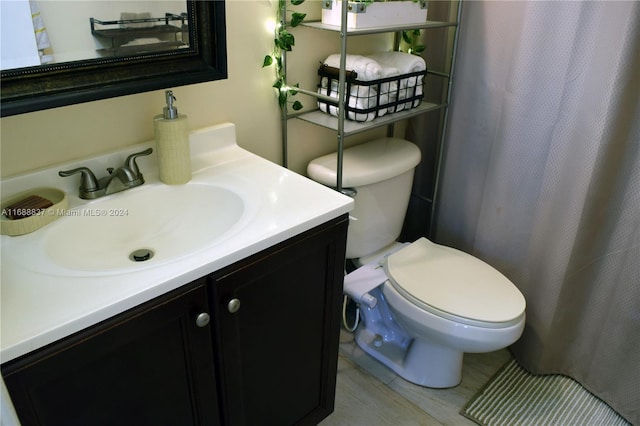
384 238 526 328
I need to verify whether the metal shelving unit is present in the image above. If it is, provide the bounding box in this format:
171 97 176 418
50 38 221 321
300 19 457 34
281 1 462 204
295 102 443 136
90 13 188 56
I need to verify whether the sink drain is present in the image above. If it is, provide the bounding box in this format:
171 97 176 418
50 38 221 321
130 248 154 262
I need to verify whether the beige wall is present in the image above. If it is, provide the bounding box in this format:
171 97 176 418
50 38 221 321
1 0 399 179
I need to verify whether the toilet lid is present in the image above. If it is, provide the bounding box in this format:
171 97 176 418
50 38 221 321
385 238 526 325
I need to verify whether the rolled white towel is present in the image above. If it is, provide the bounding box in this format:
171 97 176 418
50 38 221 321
369 52 425 110
378 65 400 94
406 84 423 109
318 83 387 122
323 54 384 81
390 75 423 110
387 77 422 111
320 73 395 98
368 51 426 74
378 65 401 113
319 64 400 115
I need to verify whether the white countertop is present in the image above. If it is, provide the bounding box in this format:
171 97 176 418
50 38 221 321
0 122 353 363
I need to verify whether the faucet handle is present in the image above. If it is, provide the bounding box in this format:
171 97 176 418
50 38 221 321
124 148 153 177
58 167 99 191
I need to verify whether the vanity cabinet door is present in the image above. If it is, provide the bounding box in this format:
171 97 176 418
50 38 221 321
2 279 220 426
211 215 348 426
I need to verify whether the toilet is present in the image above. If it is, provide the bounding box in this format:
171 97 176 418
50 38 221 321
307 137 526 388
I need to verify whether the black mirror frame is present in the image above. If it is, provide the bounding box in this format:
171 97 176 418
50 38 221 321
0 0 227 117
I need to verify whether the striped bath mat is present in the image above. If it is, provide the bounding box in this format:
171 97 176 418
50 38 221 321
462 359 630 426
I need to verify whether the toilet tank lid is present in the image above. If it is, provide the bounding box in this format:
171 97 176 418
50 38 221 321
307 137 421 187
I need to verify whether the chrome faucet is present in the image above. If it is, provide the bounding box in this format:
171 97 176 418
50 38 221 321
59 148 153 199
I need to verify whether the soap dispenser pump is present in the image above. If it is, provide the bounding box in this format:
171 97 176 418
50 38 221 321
154 90 191 184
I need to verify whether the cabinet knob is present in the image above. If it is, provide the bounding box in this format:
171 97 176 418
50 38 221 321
195 312 210 327
227 298 241 313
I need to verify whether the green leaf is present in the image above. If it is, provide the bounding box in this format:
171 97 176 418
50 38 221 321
278 91 288 107
273 39 284 50
273 80 283 89
290 12 306 27
414 45 426 53
291 0 305 5
402 31 412 44
412 29 421 37
292 101 304 111
262 55 273 67
276 30 295 51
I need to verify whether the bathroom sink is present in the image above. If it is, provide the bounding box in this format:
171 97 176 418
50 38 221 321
4 183 246 276
1 123 354 374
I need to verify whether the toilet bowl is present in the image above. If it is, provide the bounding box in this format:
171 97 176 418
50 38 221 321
308 137 526 388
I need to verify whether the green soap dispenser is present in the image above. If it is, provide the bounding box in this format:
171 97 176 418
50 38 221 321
154 90 191 184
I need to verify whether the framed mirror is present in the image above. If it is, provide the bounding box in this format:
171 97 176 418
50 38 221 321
0 0 227 117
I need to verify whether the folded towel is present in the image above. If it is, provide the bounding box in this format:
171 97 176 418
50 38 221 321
318 83 388 122
385 79 422 112
369 52 425 111
323 54 383 82
388 76 423 111
377 65 402 113
401 83 423 110
320 75 394 98
318 60 388 122
368 51 426 74
318 53 424 120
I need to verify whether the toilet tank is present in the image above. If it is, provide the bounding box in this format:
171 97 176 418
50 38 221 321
307 137 421 259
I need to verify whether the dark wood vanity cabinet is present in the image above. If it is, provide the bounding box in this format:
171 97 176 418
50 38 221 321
2 278 220 425
2 215 348 426
210 215 348 426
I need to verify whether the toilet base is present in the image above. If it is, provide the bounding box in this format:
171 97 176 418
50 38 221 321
354 327 463 388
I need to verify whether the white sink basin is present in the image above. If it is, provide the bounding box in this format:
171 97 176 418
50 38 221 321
4 183 246 276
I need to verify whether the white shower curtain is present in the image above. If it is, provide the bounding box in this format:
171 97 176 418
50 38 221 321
433 1 640 423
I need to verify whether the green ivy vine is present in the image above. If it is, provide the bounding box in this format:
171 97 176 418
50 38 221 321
262 0 306 112
402 29 425 55
262 0 424 112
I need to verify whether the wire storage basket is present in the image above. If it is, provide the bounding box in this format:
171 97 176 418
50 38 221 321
317 64 427 122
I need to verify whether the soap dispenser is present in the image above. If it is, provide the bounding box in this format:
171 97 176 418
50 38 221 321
154 90 191 184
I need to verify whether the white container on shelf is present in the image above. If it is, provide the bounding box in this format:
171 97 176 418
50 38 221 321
321 0 428 29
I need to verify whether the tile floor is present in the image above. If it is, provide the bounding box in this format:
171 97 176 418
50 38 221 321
320 329 512 425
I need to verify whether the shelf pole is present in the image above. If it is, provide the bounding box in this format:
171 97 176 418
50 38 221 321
281 102 288 168
429 0 463 235
280 0 289 168
336 0 349 193
386 31 404 138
